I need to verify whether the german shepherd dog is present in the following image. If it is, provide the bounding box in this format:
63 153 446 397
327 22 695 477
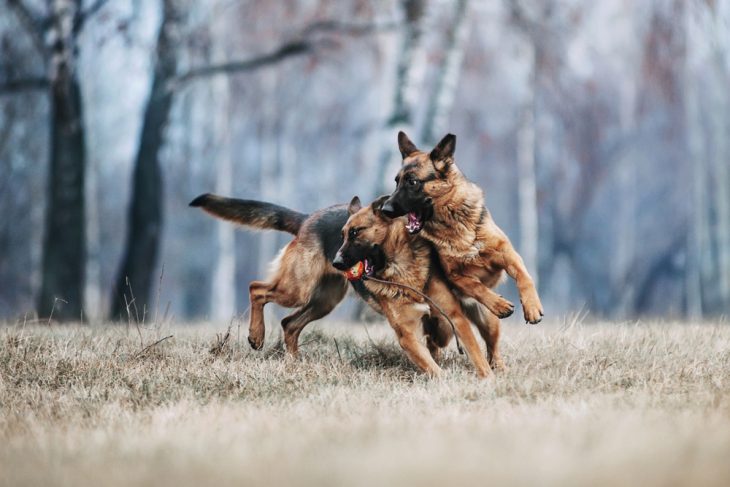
190 194 353 355
190 194 479 367
333 195 496 378
381 132 544 325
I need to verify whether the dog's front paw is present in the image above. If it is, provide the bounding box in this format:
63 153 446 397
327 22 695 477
490 356 508 373
247 334 264 350
522 302 544 325
491 296 515 319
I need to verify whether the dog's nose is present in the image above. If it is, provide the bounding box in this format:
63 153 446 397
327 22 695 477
332 252 347 270
380 200 397 217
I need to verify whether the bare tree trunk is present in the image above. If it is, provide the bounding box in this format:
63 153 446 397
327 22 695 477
85 146 102 321
110 0 178 320
684 7 706 318
708 10 730 311
420 0 470 146
516 44 539 289
37 0 86 321
210 41 236 321
372 0 426 197
257 70 279 279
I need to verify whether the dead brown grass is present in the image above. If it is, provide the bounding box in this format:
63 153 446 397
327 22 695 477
1 319 729 486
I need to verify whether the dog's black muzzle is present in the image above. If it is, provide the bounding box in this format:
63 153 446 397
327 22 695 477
381 196 406 218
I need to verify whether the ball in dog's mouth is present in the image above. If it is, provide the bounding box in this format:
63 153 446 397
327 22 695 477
344 259 375 281
406 212 424 234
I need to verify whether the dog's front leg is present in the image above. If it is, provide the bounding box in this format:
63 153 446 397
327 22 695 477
501 247 543 324
446 271 515 319
382 302 442 378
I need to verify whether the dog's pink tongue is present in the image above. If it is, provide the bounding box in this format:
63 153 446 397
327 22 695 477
408 212 418 226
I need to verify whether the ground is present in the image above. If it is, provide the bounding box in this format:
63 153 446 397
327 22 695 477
1 318 729 486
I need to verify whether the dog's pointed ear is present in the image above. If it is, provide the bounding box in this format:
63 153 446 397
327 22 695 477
430 133 456 173
348 196 362 215
371 195 390 219
398 131 419 159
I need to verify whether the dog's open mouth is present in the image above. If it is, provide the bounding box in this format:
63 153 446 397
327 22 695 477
406 212 424 234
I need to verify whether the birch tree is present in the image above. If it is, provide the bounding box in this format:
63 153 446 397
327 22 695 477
372 0 427 196
209 8 236 321
684 2 708 317
706 4 730 311
420 0 471 146
507 0 549 290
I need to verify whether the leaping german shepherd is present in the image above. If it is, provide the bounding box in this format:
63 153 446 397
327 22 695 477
381 132 544 325
190 194 501 376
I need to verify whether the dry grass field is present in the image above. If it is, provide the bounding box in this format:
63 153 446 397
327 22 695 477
1 318 729 486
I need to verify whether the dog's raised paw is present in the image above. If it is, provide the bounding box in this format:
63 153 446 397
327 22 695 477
492 297 515 319
523 306 543 325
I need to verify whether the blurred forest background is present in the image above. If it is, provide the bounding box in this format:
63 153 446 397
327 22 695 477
0 0 729 323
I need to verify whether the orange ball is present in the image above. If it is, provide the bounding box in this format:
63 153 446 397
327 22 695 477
344 261 365 281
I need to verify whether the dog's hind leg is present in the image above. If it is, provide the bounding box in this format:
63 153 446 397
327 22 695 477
281 274 347 356
462 299 505 371
248 280 275 350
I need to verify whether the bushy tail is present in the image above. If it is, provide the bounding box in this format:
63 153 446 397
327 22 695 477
189 193 307 235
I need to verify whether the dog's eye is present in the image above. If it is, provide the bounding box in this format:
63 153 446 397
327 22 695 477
407 178 419 187
348 228 359 239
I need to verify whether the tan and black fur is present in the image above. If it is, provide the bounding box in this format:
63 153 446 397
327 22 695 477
190 194 354 355
333 196 499 378
382 132 544 325
189 194 455 360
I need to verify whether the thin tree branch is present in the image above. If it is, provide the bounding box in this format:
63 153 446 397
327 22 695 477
6 0 48 54
0 76 49 95
171 39 320 88
171 18 400 89
301 19 401 36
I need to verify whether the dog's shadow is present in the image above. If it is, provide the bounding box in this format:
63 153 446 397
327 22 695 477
302 329 470 380
250 328 471 381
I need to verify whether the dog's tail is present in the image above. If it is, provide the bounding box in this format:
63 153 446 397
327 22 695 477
189 193 307 235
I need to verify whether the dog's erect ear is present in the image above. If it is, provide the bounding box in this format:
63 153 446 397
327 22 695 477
370 195 390 219
348 196 362 215
398 131 419 159
430 133 456 173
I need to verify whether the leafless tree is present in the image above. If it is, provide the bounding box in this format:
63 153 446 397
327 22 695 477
3 0 110 321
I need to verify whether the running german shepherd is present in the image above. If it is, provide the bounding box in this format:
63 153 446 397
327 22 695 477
381 132 544 324
333 195 497 377
190 194 493 370
190 194 365 355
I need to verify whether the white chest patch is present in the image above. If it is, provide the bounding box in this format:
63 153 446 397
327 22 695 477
411 303 431 316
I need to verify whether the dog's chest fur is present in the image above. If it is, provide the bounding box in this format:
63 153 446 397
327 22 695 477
364 223 431 303
422 182 485 261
